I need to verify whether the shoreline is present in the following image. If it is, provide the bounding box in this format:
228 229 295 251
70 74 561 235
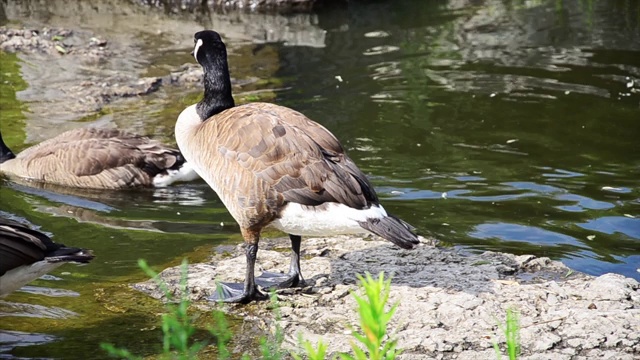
134 235 640 359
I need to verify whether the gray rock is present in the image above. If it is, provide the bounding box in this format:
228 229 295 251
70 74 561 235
133 235 640 358
0 27 110 59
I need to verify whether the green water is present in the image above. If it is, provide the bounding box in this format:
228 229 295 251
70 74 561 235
1 0 640 358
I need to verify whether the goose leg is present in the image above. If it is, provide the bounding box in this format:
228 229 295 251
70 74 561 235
255 234 305 290
208 230 267 303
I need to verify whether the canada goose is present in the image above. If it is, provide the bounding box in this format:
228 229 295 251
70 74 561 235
175 30 420 303
0 128 199 189
0 216 94 297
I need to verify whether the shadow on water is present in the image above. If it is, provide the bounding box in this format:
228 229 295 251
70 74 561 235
0 0 639 358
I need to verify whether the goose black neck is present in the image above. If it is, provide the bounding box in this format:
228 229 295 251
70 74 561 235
0 132 16 164
196 55 235 121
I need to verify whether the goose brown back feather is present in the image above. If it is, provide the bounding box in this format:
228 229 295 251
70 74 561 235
175 29 420 303
0 128 186 189
182 102 379 228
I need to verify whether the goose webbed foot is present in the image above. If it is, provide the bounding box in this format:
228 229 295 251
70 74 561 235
207 282 268 304
255 271 304 291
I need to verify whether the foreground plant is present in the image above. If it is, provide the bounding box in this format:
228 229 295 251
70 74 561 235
493 307 521 360
341 272 400 360
101 259 207 360
259 290 287 360
101 260 401 360
294 272 399 360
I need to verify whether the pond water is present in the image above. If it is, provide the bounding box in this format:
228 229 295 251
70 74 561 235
1 0 639 358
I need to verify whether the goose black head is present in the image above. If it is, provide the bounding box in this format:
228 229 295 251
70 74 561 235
193 30 227 68
192 30 235 119
0 132 16 164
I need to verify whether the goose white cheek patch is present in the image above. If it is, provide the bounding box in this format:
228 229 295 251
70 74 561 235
193 39 203 61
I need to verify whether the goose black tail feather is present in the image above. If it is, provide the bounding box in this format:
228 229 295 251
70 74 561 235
48 248 95 264
358 215 420 250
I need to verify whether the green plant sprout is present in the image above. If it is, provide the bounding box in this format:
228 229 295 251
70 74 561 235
493 307 521 360
339 272 400 360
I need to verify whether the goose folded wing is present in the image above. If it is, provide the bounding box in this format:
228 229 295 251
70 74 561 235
215 110 378 210
0 220 51 274
22 138 178 177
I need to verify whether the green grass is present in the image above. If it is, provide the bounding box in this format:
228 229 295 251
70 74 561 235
493 307 521 360
102 259 522 360
340 272 400 360
101 259 206 360
100 260 402 360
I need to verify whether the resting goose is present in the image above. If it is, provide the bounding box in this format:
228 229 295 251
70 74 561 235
175 30 420 303
0 128 199 189
0 217 94 297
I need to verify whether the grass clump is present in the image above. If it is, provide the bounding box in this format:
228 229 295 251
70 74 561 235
294 272 400 360
493 307 521 360
101 260 402 360
340 272 400 360
101 259 207 360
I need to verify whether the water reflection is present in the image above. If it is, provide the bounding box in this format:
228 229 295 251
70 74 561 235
0 330 58 359
275 0 639 280
4 180 228 234
0 301 78 319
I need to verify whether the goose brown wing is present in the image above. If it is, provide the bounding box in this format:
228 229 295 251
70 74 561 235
214 103 378 209
0 219 50 275
17 128 149 159
20 138 181 181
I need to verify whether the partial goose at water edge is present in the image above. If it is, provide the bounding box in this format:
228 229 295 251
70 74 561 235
0 127 199 190
0 216 95 297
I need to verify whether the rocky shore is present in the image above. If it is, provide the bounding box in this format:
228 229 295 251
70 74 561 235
134 235 640 359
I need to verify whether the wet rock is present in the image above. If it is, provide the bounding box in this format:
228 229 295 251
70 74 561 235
65 76 163 113
134 235 640 358
164 63 204 85
0 27 111 60
1 25 167 116
135 0 332 12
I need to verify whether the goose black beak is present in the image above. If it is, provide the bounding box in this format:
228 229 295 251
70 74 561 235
190 50 194 56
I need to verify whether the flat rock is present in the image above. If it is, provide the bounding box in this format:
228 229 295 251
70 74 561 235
0 27 110 59
133 235 640 358
135 0 324 12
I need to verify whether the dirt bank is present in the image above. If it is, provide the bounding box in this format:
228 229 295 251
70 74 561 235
134 235 640 359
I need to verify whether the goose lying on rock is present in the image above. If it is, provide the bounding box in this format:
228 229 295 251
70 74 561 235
0 128 199 189
175 30 420 303
0 217 94 297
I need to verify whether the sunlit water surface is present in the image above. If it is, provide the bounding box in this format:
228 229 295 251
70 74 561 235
0 0 639 358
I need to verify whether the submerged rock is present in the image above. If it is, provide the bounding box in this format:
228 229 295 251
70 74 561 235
0 27 110 60
134 235 640 359
134 0 335 12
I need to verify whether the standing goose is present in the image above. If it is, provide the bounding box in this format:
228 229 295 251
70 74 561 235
176 30 420 303
0 216 94 296
0 128 199 190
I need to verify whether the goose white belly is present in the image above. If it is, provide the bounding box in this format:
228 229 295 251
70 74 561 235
270 202 388 236
152 162 200 187
0 261 64 297
175 104 232 206
176 104 388 236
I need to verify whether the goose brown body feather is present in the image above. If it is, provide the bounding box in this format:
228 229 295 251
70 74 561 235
0 128 191 189
179 102 379 228
175 29 420 303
